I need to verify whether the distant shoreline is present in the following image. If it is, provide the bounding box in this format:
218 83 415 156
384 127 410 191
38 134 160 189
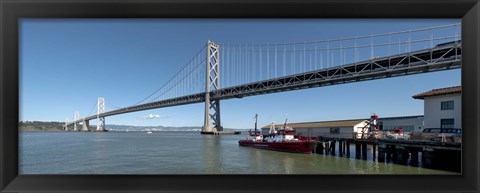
18 121 243 132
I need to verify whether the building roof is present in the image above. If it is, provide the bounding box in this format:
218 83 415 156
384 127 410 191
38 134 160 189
378 115 424 120
261 119 366 129
412 86 461 99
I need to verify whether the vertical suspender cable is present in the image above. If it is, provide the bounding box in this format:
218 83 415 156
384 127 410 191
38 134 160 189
283 46 286 76
236 46 239 85
430 29 433 61
398 39 401 55
293 43 296 74
340 38 343 65
408 30 411 66
221 46 224 89
267 46 270 79
354 39 357 63
246 46 249 83
315 43 318 70
409 30 412 52
239 45 242 85
251 46 254 82
388 35 391 59
275 46 277 78
290 45 293 74
259 46 262 82
327 41 330 68
320 45 323 69
309 45 312 71
303 43 306 73
370 35 373 59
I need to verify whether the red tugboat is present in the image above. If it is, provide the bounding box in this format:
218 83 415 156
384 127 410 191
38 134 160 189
238 114 317 154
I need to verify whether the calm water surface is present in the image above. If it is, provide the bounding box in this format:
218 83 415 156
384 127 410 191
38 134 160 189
20 131 456 174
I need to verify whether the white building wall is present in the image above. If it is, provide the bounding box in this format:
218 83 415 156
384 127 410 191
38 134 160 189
353 121 369 138
293 121 369 139
378 116 424 132
424 94 461 128
261 121 371 139
295 126 355 139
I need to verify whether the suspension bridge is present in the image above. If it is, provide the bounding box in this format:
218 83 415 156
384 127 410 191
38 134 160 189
64 23 462 134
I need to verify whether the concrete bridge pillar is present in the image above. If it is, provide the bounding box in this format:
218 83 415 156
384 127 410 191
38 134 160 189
81 119 89 131
96 117 105 131
64 118 69 131
202 40 223 134
73 111 80 131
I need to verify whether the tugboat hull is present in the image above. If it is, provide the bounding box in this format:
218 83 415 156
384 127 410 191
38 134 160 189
238 140 316 154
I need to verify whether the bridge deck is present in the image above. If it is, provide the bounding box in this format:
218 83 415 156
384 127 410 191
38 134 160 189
69 43 461 125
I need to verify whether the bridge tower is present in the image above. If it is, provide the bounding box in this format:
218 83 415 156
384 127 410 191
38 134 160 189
96 97 106 131
73 111 80 131
81 118 89 131
202 40 223 134
64 118 69 131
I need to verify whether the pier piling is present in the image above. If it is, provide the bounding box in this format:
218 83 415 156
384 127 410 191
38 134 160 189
325 142 330 155
422 147 435 168
386 145 393 162
331 140 336 155
355 143 361 159
394 146 407 164
409 148 419 166
317 142 324 154
339 141 343 156
346 142 350 157
361 143 367 160
378 145 386 162
313 137 460 172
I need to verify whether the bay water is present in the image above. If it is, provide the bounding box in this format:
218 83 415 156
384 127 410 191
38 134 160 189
19 131 457 174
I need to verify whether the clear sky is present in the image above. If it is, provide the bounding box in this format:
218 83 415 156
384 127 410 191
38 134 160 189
19 19 461 129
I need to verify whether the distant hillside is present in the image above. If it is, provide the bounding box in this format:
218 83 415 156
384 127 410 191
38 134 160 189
106 124 202 132
19 121 65 131
106 125 241 132
19 121 241 132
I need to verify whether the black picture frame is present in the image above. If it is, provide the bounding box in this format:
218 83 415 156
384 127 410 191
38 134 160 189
1 0 478 192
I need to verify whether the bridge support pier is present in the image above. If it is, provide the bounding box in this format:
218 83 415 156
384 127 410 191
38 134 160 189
96 117 105 131
73 111 80 131
81 119 90 131
64 118 69 131
202 40 223 134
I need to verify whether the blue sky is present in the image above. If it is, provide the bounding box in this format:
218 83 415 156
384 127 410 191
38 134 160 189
19 19 461 129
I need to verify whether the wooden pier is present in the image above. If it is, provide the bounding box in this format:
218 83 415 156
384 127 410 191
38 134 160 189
315 137 461 172
201 131 241 135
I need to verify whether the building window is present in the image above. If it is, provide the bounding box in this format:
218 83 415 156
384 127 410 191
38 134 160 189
441 119 455 128
441 101 454 110
330 127 340 134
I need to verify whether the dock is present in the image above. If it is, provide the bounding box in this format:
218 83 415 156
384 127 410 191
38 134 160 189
201 131 241 135
315 137 461 172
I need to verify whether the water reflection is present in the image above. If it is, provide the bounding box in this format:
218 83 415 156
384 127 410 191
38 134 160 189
20 132 458 174
202 135 221 173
